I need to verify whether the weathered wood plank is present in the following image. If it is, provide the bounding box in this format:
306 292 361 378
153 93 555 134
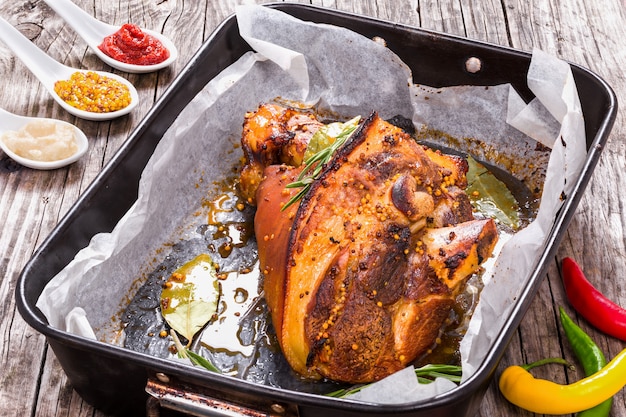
1 0 625 416
417 0 469 35
0 3 75 415
313 0 420 27
0 0 205 415
481 0 626 415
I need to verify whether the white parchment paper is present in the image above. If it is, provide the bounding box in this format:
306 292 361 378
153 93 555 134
36 5 586 404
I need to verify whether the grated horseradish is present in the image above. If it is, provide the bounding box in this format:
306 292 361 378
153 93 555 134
1 120 79 162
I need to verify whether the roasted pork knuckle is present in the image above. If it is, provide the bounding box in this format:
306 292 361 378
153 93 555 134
241 104 498 383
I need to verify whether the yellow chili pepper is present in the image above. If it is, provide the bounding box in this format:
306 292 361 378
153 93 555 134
499 348 626 414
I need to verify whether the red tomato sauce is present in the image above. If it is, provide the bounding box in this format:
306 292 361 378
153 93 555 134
98 23 170 65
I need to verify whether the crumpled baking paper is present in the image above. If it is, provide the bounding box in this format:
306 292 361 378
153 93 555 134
36 5 586 405
347 365 458 403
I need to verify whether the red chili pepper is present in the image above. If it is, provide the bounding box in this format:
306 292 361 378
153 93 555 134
561 257 626 342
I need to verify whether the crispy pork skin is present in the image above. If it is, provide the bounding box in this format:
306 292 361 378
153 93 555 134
239 103 323 205
246 107 498 383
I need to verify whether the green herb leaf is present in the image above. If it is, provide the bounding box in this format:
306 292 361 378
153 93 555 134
161 254 220 344
466 156 520 229
282 116 361 211
303 117 360 161
171 330 221 373
184 349 222 373
414 364 462 383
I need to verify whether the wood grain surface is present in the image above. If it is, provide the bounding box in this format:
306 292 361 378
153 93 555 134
1 0 625 416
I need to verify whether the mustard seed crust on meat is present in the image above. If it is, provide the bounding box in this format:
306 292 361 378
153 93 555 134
241 104 498 383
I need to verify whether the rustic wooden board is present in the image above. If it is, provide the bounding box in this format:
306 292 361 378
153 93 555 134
1 1 624 416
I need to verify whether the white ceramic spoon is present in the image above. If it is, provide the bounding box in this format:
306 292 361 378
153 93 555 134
0 16 138 121
0 108 89 170
43 0 178 74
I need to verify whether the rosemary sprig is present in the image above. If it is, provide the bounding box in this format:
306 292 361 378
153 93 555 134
184 349 221 373
281 116 361 211
324 364 462 398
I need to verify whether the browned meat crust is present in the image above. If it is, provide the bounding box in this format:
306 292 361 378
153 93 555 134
239 103 323 205
244 105 498 383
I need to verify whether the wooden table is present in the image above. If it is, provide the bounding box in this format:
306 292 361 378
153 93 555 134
1 1 624 416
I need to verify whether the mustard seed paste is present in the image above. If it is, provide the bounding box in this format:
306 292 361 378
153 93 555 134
54 71 131 113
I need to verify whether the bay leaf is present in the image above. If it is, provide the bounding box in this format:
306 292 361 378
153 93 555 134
302 116 361 161
465 156 521 229
160 253 220 343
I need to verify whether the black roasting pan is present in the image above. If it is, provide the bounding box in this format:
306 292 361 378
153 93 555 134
15 3 617 417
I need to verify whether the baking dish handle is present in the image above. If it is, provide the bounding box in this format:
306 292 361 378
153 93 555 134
146 377 298 417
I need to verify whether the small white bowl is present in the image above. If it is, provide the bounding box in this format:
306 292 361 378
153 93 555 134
0 17 139 121
0 109 89 170
43 0 178 74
